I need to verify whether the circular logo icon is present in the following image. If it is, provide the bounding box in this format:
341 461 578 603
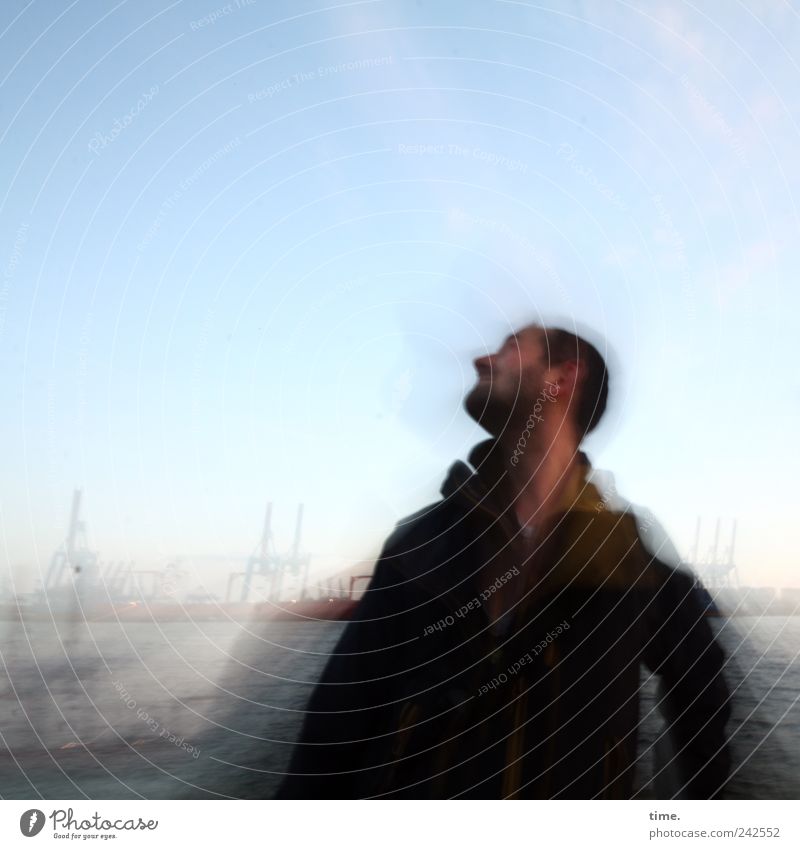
19 809 46 837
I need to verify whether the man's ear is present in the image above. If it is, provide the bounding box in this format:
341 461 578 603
550 359 584 399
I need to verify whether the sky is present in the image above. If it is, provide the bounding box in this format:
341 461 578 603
1 0 798 598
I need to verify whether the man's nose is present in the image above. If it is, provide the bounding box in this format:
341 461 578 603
473 353 494 375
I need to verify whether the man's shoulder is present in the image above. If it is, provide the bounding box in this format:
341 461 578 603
381 498 463 557
362 499 468 598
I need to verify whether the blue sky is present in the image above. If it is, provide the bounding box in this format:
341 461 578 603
1 0 798 597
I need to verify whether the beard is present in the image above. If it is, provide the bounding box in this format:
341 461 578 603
464 381 516 435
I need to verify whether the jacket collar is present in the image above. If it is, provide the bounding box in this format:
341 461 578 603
440 438 504 509
440 437 602 522
431 440 653 599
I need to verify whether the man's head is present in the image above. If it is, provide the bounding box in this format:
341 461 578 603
463 324 609 443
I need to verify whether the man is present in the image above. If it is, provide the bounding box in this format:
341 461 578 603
276 324 731 799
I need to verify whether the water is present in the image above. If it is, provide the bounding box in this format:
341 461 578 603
0 615 797 798
636 616 800 799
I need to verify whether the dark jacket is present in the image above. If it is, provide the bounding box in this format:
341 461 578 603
276 439 731 799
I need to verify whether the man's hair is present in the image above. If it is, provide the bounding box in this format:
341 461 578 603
541 326 609 437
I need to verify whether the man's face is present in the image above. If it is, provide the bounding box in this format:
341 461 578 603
464 326 549 435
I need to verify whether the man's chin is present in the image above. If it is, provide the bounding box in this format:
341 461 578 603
464 391 503 434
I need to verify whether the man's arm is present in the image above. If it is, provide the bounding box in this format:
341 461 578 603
642 564 732 799
274 544 408 799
